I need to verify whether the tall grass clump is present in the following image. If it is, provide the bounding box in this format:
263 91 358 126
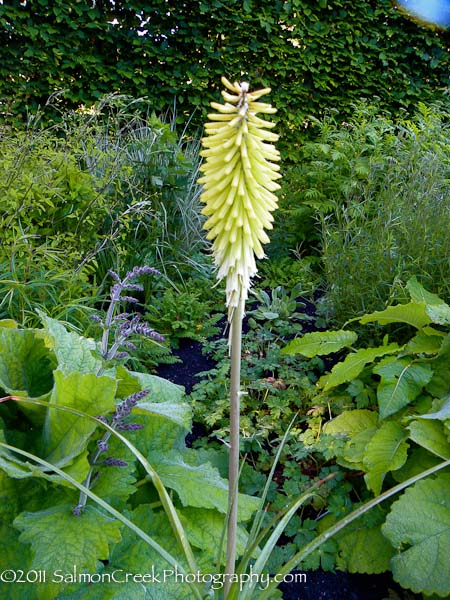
0 95 208 325
314 102 450 323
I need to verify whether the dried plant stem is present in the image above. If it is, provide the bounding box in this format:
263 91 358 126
224 297 245 599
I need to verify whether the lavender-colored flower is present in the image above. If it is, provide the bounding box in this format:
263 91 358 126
104 457 128 467
97 439 109 454
116 423 144 431
107 269 121 283
90 314 103 323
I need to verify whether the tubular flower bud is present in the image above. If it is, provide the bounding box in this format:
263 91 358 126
198 77 281 319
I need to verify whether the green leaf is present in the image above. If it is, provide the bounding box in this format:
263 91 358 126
392 447 443 483
323 409 378 435
14 504 122 600
382 474 450 597
282 329 357 357
122 369 185 403
406 277 444 305
336 523 394 574
318 344 400 391
363 422 409 494
404 331 444 356
415 396 450 421
43 370 117 467
0 327 53 423
359 302 431 329
426 303 450 325
408 420 450 459
374 358 433 419
150 450 260 521
135 399 191 431
38 313 102 375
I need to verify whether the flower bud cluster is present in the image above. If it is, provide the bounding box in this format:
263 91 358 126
198 77 281 319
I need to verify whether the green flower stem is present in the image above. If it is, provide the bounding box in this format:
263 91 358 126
224 297 245 599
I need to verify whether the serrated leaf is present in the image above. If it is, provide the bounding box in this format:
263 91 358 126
179 507 250 562
43 370 117 467
374 358 433 419
38 312 102 375
282 329 357 358
406 277 444 305
336 524 394 574
135 399 191 430
319 344 400 391
363 422 409 494
14 504 122 600
150 450 260 521
359 302 431 329
124 370 185 403
408 420 450 459
382 474 450 597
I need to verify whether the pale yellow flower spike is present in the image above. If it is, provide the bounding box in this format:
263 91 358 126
198 77 281 321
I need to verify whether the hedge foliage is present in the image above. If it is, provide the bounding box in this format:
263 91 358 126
1 0 449 154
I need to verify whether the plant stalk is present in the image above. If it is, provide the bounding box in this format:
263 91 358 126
224 297 245 599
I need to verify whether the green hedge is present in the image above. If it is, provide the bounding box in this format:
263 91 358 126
1 1 448 155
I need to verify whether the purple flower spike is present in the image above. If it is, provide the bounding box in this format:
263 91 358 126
104 457 128 467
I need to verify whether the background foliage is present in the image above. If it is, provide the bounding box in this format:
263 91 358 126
1 0 448 155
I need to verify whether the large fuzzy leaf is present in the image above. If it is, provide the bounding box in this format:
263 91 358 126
374 358 433 419
359 302 431 329
14 504 122 600
150 450 260 521
336 523 394 574
323 410 378 470
0 327 53 424
282 329 357 357
363 421 409 494
382 474 450 597
408 420 450 460
318 343 400 391
43 369 117 467
38 312 102 375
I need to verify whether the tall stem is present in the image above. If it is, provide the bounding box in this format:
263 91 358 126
224 298 244 599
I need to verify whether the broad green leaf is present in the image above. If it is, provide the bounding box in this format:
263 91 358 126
282 329 357 357
382 474 450 597
426 303 450 325
359 302 431 329
408 420 450 459
323 410 378 469
406 277 444 305
179 507 250 562
323 409 378 435
135 399 191 431
43 369 117 467
374 358 433 419
341 429 377 470
14 504 122 600
118 368 185 404
150 450 260 521
336 524 394 574
108 505 199 599
0 318 18 328
424 334 450 397
404 332 443 356
318 343 400 391
38 313 102 375
363 422 409 494
392 448 442 483
415 396 450 421
0 327 53 423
